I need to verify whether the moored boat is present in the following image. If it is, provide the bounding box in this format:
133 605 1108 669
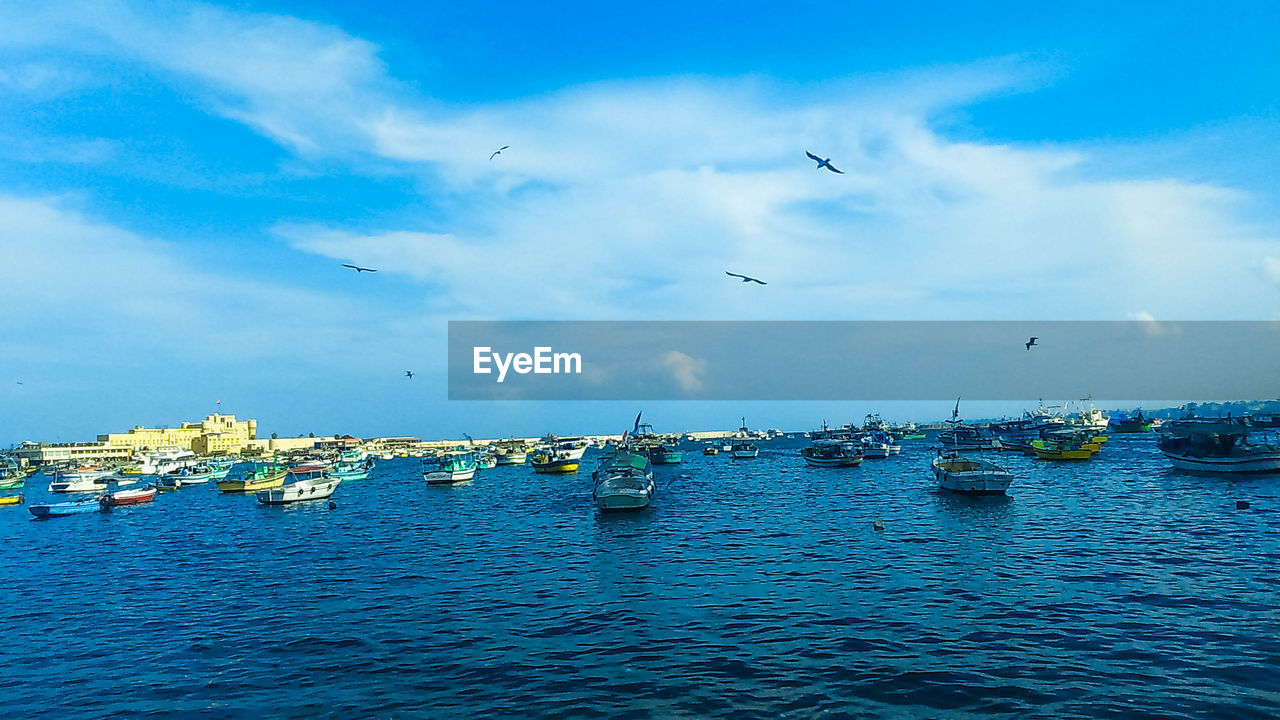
105 485 158 507
530 448 579 474
932 452 1013 495
939 399 991 451
1032 439 1094 461
0 494 24 507
0 476 25 491
217 463 288 493
423 451 479 484
328 458 375 481
29 498 105 518
702 446 719 455
647 443 683 465
1157 419 1280 473
592 447 655 511
730 441 759 459
494 440 529 465
801 440 864 467
258 467 341 504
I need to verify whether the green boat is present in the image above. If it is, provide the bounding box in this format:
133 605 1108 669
0 477 24 490
647 444 683 465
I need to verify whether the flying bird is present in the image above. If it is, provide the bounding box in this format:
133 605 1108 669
489 145 510 161
725 271 766 285
15 381 22 385
1026 337 1038 350
342 264 377 273
405 371 415 379
806 151 844 174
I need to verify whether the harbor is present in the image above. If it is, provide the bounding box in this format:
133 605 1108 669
2 406 1279 718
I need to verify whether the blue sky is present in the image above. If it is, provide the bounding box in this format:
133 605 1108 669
1 1 1278 443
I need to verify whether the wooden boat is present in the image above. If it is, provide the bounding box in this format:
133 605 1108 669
29 498 105 518
0 494 23 507
258 467 341 504
105 485 157 507
801 440 864 467
1032 440 1094 461
155 476 182 491
592 448 655 511
475 452 497 470
328 458 374 481
933 453 1013 495
1157 419 1280 473
423 451 478 484
217 464 288 493
647 444 683 465
493 441 529 465
531 448 579 474
702 446 719 455
0 476 25 490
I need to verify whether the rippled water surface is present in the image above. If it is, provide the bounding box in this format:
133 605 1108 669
3 435 1279 719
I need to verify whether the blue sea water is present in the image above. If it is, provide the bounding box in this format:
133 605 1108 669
2 435 1278 719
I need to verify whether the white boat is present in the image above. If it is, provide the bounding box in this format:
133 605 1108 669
592 449 655 511
423 452 478 484
257 467 341 504
1158 419 1280 473
48 476 113 494
135 446 198 475
932 453 1013 495
545 436 588 461
730 442 758 459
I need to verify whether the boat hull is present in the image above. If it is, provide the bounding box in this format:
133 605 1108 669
532 462 578 473
106 487 157 506
933 458 1013 495
596 491 653 511
217 471 287 493
423 468 477 484
29 500 103 517
801 455 863 467
0 494 23 506
258 478 342 504
1160 451 1280 473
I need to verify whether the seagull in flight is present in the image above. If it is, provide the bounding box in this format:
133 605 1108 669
489 145 510 161
342 264 377 273
725 271 767 285
1026 337 1039 350
405 371 415 379
806 151 844 174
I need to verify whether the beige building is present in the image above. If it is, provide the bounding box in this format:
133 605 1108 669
12 441 134 465
100 414 258 453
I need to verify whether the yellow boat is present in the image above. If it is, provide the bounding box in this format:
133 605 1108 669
119 467 142 475
1092 435 1109 444
217 465 287 493
531 450 579 474
1081 442 1101 454
1033 442 1094 461
0 494 23 506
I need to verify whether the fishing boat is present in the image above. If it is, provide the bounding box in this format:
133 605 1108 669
1068 399 1110 433
329 458 375 481
168 465 213 485
494 440 529 465
730 441 759 459
104 485 158 507
894 422 927 440
530 448 579 474
0 476 24 491
939 399 991 451
1032 439 1094 461
801 440 864 467
0 494 23 507
543 435 589 461
647 443 683 465
592 447 655 511
423 451 478 484
932 452 1013 495
475 451 497 470
1157 419 1280 473
204 458 236 479
1109 410 1154 433
48 474 115 494
217 463 288 493
29 498 105 518
702 446 719 456
258 466 341 504
155 476 182 491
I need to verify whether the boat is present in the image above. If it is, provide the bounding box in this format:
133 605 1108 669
592 447 655 511
155 476 182 491
939 399 991 451
0 494 23 507
258 467 341 504
1068 399 1110 433
731 418 760 458
543 435 588 461
217 463 288 493
932 452 1013 495
494 440 529 465
423 451 478 484
1109 410 1154 433
475 451 497 470
801 440 864 467
134 446 198 475
104 485 157 507
166 465 213 485
329 458 375 481
1032 439 1094 461
894 422 926 440
702 446 719 456
48 474 116 494
29 498 105 518
0 476 25 490
1157 419 1280 473
530 448 579 474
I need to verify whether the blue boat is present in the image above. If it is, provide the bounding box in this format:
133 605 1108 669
29 498 105 518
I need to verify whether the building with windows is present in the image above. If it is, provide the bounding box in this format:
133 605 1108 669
99 414 257 452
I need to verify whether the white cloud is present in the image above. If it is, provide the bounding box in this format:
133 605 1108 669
660 351 704 392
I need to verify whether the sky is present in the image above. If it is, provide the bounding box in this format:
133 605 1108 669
1 1 1278 443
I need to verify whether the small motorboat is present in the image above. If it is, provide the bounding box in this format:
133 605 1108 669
932 453 1013 495
104 485 158 507
0 494 24 507
48 476 114 494
29 498 105 518
257 469 341 504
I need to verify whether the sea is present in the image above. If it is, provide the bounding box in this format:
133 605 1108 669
2 434 1277 719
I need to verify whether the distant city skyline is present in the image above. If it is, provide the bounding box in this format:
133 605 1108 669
2 1 1278 442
